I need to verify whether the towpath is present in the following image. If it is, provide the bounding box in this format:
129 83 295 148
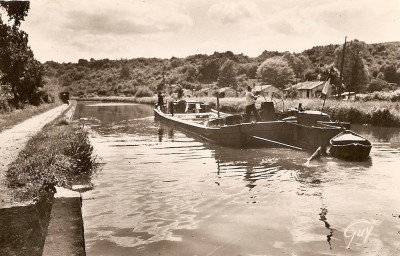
0 104 69 208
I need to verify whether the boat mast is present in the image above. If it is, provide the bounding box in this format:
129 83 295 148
339 36 347 97
216 94 220 118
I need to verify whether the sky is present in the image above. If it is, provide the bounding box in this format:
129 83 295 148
19 0 400 63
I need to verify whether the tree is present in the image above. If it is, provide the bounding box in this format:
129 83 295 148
283 52 312 81
0 1 30 27
198 59 220 83
177 87 184 99
382 64 398 84
334 40 370 94
120 64 130 79
238 63 258 79
217 60 238 95
236 74 248 95
184 64 198 83
257 57 295 89
0 1 44 106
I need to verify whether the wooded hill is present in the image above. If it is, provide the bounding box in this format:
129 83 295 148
44 40 400 98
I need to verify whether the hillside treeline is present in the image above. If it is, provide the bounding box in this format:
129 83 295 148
1 2 399 107
45 40 400 98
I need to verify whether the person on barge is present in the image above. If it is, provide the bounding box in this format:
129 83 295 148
244 86 261 122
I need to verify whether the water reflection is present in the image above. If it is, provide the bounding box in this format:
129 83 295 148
319 206 334 250
157 128 163 142
74 102 153 124
76 102 400 256
354 124 400 143
156 125 332 209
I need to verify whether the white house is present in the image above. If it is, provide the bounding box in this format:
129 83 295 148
254 84 282 98
288 81 330 98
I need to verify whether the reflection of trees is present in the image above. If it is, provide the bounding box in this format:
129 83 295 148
74 103 154 124
354 125 400 143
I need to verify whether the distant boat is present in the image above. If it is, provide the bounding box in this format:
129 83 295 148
329 130 372 160
155 99 349 151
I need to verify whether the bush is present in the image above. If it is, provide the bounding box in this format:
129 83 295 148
369 108 399 127
135 86 154 97
347 107 367 124
366 79 389 93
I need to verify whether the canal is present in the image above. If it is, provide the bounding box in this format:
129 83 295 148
74 101 400 255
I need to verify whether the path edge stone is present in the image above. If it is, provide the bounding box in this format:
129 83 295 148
42 186 86 256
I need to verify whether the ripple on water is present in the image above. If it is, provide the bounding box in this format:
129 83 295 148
76 104 400 255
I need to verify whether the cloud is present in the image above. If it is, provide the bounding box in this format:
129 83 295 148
269 20 297 35
22 0 195 62
21 0 400 62
63 10 191 36
26 0 193 37
207 1 261 24
258 0 400 40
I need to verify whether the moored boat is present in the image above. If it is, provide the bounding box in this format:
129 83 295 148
155 99 349 151
329 130 372 160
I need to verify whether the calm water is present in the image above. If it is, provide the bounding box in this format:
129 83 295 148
75 102 400 256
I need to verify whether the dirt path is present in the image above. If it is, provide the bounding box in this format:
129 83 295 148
0 104 69 208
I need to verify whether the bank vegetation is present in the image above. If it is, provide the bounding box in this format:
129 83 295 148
75 95 400 128
6 102 101 201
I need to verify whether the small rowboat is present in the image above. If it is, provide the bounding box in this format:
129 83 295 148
329 130 372 160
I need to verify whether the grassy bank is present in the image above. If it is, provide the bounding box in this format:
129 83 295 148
6 102 100 201
75 96 400 127
320 100 400 127
183 97 400 127
0 103 59 132
74 95 157 105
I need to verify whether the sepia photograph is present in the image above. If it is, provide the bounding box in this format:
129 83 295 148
1 0 400 255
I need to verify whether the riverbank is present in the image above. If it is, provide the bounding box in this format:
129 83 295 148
0 101 100 255
6 101 100 202
0 104 69 206
75 96 400 127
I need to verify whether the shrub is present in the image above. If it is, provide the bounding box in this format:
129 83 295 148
135 86 154 97
367 79 389 93
347 107 367 124
369 108 399 127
